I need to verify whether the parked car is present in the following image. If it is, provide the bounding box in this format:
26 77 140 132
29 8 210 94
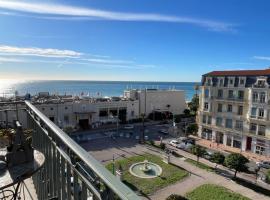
124 125 134 129
204 150 214 160
169 140 179 147
256 161 270 169
177 142 194 151
159 129 169 135
184 138 196 145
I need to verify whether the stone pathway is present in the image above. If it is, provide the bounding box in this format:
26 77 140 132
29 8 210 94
148 174 205 200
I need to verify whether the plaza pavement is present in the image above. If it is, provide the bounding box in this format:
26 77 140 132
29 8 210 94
86 137 270 200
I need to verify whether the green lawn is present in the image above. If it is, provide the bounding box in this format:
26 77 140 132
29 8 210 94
106 154 188 195
185 158 214 172
186 184 250 200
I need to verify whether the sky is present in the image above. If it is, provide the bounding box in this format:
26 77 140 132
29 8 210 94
0 0 270 82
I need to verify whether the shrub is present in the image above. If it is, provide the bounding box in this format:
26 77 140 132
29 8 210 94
210 152 225 168
166 194 188 200
160 143 166 150
191 145 206 163
150 140 155 145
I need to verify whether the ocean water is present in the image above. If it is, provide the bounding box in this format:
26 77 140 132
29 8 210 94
0 80 200 101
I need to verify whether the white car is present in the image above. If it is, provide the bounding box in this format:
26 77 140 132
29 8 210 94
124 125 134 129
256 161 270 169
169 140 179 147
177 142 193 150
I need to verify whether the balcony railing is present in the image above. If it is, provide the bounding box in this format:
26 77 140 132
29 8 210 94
25 101 140 200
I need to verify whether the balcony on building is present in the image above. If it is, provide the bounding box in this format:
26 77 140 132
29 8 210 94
0 101 139 200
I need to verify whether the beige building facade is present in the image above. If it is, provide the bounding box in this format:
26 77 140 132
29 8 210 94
198 69 270 156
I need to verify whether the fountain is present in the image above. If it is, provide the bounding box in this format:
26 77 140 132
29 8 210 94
129 159 162 179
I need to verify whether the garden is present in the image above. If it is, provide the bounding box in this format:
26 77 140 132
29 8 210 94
106 153 188 195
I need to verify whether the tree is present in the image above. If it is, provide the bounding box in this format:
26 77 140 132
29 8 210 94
210 152 225 169
191 145 206 164
266 170 270 184
224 153 249 178
186 124 198 135
183 109 190 116
166 194 188 200
188 94 199 114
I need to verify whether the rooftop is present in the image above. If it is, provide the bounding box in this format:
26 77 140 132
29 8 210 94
204 68 270 76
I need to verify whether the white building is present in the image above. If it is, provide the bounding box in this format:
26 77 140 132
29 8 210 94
124 89 187 116
198 69 270 156
1 88 187 130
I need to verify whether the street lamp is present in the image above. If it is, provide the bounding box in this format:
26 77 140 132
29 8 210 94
141 113 145 144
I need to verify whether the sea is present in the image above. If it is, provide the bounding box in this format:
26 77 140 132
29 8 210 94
0 80 200 101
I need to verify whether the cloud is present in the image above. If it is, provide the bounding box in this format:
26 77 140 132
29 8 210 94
0 1 235 32
0 45 156 69
253 56 270 61
80 58 134 65
0 45 82 58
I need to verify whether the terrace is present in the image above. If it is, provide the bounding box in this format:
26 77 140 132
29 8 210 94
0 101 140 200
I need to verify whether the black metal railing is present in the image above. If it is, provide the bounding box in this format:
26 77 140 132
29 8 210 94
25 101 140 200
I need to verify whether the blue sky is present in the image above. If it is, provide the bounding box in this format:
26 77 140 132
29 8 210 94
0 0 270 82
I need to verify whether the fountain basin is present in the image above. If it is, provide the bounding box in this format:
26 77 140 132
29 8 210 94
129 161 162 179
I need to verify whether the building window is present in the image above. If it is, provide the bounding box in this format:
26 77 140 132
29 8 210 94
49 116 55 122
255 146 265 155
204 102 209 110
258 125 266 136
207 116 212 125
216 117 223 126
206 77 212 86
239 78 245 85
252 92 258 102
250 123 257 133
217 89 223 98
202 115 207 124
227 104 233 112
257 80 266 88
238 106 243 115
131 111 134 116
233 138 242 149
225 119 232 128
65 107 68 110
251 107 257 118
260 92 266 103
227 135 232 146
235 120 243 131
238 90 244 100
228 90 234 99
42 107 45 111
204 89 209 98
219 79 224 87
50 107 54 111
258 108 264 118
229 78 234 85
218 104 223 112
64 115 69 124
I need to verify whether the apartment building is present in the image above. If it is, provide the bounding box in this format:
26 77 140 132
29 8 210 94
198 69 270 156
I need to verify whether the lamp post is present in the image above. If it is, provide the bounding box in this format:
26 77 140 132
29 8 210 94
112 154 115 175
141 113 145 144
140 89 147 144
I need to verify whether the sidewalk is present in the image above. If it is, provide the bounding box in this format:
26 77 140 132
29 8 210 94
190 135 270 162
